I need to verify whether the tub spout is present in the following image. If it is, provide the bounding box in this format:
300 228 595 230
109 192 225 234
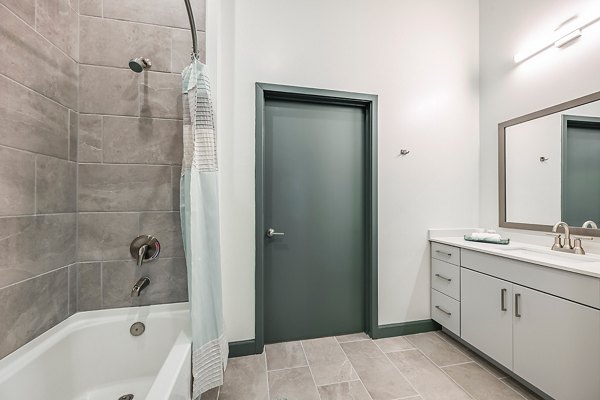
131 277 150 297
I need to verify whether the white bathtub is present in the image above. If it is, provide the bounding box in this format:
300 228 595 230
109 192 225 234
0 303 192 400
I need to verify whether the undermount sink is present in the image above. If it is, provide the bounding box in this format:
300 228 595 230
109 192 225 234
498 246 598 264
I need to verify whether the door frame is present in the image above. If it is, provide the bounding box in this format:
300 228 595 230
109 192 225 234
254 83 378 353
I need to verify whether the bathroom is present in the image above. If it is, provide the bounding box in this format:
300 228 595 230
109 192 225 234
0 0 599 399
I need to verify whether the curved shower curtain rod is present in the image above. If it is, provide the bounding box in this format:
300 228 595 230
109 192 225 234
184 0 199 59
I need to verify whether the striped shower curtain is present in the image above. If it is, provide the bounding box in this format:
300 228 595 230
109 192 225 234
181 59 228 398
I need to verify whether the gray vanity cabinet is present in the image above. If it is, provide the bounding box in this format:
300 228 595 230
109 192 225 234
461 268 513 370
512 284 600 400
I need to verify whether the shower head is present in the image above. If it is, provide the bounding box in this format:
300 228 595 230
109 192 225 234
128 57 152 73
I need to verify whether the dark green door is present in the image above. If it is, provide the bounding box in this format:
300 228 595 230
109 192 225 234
263 98 366 344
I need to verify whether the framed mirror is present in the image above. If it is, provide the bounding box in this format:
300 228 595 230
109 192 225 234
499 90 600 236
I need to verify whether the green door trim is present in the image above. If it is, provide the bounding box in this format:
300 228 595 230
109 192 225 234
255 83 379 353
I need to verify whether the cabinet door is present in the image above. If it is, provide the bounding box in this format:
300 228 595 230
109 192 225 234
461 268 513 369
513 285 600 400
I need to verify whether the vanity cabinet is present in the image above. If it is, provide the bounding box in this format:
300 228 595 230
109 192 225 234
430 242 600 400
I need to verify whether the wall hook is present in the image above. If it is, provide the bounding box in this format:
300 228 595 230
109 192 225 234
540 156 549 162
399 149 410 156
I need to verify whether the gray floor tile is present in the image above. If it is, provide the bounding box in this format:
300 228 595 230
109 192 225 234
375 336 414 353
200 387 219 400
266 341 308 371
336 332 371 343
500 378 544 400
302 337 357 385
219 354 268 400
443 362 523 400
340 340 384 359
435 331 507 378
387 349 471 400
268 366 320 400
347 353 417 400
405 332 471 367
318 380 372 400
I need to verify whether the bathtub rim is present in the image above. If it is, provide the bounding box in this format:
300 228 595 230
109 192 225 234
0 302 190 384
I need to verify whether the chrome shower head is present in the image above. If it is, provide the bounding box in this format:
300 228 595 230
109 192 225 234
128 57 151 73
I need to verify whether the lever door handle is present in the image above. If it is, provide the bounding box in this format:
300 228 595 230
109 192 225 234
266 228 285 238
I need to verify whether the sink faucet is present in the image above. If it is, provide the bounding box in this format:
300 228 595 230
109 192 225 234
550 221 592 255
131 277 150 297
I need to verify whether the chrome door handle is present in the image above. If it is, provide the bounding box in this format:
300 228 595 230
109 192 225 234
435 305 452 316
266 228 285 238
501 288 507 311
515 293 522 317
434 273 452 282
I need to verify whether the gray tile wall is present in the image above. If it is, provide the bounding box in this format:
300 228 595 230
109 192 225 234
0 0 78 359
0 0 204 359
74 0 205 312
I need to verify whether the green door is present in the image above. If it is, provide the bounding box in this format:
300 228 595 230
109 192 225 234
263 97 366 344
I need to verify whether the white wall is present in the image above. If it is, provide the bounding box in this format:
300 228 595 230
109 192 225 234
209 0 480 341
480 0 600 231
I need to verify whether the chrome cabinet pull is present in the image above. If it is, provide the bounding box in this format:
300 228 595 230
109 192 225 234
435 250 452 257
515 293 522 317
435 273 452 282
435 305 452 316
501 288 507 311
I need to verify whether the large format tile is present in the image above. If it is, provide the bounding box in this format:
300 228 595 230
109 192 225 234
80 16 172 72
1 0 35 26
200 387 219 400
102 257 188 308
219 354 268 400
268 366 320 400
102 116 183 164
36 0 79 60
302 337 357 385
0 267 68 358
0 147 35 216
0 75 69 159
79 65 139 116
35 155 77 213
375 336 414 353
140 72 183 119
75 262 102 311
435 331 507 378
172 166 181 211
78 212 140 261
171 28 206 72
139 212 184 258
103 0 206 30
443 362 523 400
265 341 307 371
68 263 77 315
341 340 416 400
336 332 370 343
79 0 101 16
405 332 471 367
318 380 372 400
78 114 103 162
0 5 77 108
387 349 471 400
0 214 77 288
78 164 172 211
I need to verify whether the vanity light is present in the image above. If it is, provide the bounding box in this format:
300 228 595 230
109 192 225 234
514 12 600 63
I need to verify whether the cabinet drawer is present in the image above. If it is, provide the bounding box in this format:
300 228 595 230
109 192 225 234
431 242 460 266
431 259 460 300
431 289 460 336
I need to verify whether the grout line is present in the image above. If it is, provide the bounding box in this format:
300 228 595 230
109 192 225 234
498 378 532 400
79 12 206 32
0 263 73 291
382 350 424 400
0 71 75 115
264 352 271 400
0 144 70 162
299 341 322 400
441 360 476 368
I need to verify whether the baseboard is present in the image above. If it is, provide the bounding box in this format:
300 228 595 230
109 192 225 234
228 339 257 358
373 319 441 339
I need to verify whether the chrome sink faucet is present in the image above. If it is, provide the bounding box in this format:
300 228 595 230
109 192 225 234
550 221 592 255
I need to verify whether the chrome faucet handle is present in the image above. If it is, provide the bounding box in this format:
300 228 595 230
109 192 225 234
572 236 593 255
137 244 149 268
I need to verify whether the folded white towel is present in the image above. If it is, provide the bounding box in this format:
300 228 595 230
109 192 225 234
470 232 502 241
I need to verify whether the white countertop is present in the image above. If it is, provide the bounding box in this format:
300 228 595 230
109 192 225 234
430 235 600 279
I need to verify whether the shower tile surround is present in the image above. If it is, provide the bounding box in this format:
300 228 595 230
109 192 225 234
0 0 205 359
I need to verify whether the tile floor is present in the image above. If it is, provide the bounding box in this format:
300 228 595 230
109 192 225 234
201 330 543 400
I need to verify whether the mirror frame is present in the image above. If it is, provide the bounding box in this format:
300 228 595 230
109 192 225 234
498 90 600 236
